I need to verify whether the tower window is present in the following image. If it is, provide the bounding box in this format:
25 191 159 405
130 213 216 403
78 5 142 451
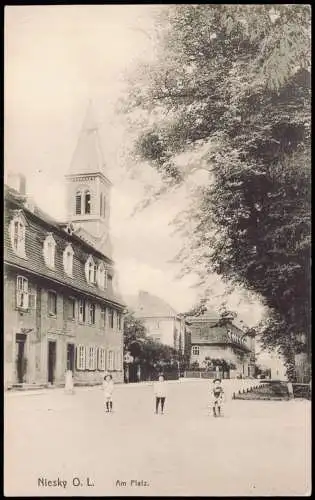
103 195 106 218
100 194 103 217
85 191 91 214
75 192 82 215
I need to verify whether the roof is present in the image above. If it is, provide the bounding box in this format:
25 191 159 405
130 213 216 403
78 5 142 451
186 309 221 324
67 102 109 178
5 186 113 264
125 291 179 318
4 189 124 308
190 323 251 353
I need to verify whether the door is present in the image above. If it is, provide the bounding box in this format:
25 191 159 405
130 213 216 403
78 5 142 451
48 341 56 384
16 334 27 383
66 343 75 372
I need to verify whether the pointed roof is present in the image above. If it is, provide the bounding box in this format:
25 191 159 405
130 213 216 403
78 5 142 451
125 291 179 318
67 101 107 177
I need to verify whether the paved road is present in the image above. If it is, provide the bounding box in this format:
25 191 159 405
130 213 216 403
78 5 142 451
4 380 311 496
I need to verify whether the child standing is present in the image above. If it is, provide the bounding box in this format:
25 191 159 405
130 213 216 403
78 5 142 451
103 374 114 413
154 374 167 414
210 378 224 417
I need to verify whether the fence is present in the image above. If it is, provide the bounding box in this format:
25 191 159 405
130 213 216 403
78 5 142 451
184 370 229 379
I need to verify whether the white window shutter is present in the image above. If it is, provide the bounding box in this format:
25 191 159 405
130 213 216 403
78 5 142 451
76 345 81 370
29 292 36 310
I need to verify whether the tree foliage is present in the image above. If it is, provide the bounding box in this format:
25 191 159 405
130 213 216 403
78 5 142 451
123 310 178 370
121 5 311 372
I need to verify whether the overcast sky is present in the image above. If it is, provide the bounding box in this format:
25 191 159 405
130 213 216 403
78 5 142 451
4 5 265 326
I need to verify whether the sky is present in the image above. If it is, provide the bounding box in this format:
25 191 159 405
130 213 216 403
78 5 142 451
4 5 266 327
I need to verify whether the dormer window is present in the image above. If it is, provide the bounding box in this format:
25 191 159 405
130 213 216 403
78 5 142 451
97 263 108 290
85 255 96 284
9 211 27 258
43 233 56 269
63 244 74 277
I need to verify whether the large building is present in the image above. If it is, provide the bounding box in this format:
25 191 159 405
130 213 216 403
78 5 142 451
4 105 125 388
126 291 187 354
187 310 256 378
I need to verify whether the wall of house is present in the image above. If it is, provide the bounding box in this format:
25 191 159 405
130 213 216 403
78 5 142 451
143 318 174 348
190 344 251 377
4 268 124 387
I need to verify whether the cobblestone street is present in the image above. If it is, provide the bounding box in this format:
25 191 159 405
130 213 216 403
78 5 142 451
5 380 311 496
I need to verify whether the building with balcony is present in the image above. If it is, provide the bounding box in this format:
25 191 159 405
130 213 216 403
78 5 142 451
187 309 256 378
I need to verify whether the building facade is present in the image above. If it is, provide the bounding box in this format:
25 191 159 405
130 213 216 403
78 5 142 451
4 105 125 388
187 310 256 378
126 291 186 354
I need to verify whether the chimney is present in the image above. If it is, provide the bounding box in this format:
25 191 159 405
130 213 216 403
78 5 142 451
7 172 26 195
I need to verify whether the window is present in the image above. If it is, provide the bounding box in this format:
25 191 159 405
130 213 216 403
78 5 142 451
192 346 200 356
114 351 122 370
16 276 29 309
117 313 122 330
98 347 106 370
75 191 82 215
76 344 86 370
102 196 106 218
84 190 91 214
97 264 107 290
87 345 97 370
63 244 74 276
78 299 86 323
100 194 103 217
67 297 75 320
85 255 96 284
48 291 57 316
108 309 114 329
43 233 56 269
108 350 114 370
10 212 26 257
100 307 106 328
89 303 96 325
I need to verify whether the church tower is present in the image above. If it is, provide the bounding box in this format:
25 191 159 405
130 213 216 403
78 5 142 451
65 103 112 257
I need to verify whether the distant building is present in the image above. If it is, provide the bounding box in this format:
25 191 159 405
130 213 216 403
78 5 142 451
187 309 256 378
4 104 125 388
125 291 187 354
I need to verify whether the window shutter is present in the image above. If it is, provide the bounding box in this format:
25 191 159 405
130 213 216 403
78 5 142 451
76 345 81 370
97 347 101 370
29 292 36 311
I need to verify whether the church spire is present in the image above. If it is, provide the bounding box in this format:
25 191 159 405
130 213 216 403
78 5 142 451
67 101 107 177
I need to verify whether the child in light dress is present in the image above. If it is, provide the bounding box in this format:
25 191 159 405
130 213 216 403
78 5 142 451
103 374 114 413
210 378 225 417
153 374 167 414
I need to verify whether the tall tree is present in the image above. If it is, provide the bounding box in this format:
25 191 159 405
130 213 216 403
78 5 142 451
121 5 311 378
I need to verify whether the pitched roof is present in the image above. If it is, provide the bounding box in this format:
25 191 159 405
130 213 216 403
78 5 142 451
4 190 124 308
67 102 108 177
186 308 221 324
125 291 179 318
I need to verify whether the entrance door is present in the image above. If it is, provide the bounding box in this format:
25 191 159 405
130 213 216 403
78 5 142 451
66 343 75 372
48 341 56 384
16 334 27 383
